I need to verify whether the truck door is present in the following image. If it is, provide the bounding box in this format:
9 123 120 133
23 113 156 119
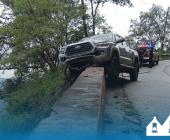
114 35 127 64
116 42 126 64
122 41 133 65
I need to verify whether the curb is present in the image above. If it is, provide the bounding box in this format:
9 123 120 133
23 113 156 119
97 71 106 135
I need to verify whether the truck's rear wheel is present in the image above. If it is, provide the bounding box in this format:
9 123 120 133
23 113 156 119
156 58 159 65
106 57 120 82
130 65 139 81
156 60 159 65
149 59 154 68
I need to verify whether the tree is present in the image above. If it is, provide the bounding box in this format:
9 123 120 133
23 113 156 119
161 7 170 50
0 0 132 78
125 35 137 49
80 0 88 37
84 0 132 35
129 4 167 50
0 0 83 76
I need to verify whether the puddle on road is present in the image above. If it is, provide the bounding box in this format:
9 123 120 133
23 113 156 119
104 78 144 137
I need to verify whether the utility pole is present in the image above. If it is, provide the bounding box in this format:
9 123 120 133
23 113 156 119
161 7 170 51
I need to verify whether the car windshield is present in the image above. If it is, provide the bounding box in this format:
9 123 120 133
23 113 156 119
81 33 116 43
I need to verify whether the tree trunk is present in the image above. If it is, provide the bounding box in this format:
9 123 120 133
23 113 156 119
89 0 95 35
92 16 96 35
90 0 101 35
81 0 88 37
161 7 169 51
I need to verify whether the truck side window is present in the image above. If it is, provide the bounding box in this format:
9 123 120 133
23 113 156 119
115 35 120 41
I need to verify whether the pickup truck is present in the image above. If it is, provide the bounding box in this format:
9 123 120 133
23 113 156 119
59 33 139 81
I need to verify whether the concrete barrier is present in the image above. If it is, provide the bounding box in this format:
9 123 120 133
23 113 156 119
28 67 106 139
97 71 106 135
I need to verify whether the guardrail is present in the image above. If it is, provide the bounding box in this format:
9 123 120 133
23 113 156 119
97 71 106 135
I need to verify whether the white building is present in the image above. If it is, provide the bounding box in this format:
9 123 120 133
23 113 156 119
146 116 170 136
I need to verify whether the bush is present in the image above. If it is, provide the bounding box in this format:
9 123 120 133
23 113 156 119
0 67 65 133
0 77 23 98
160 54 170 60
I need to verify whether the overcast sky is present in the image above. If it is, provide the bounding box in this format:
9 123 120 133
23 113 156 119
100 0 170 37
0 0 169 37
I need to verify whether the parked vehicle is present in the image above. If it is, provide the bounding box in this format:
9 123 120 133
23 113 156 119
59 33 140 81
137 47 159 67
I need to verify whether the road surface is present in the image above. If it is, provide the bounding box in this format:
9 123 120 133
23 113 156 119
103 60 170 139
1 61 170 139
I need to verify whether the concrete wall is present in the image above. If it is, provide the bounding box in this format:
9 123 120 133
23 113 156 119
28 67 105 139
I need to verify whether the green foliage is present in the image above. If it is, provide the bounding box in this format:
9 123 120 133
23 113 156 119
0 67 65 133
129 4 167 46
159 54 170 60
0 78 19 98
0 0 83 76
125 36 137 49
82 0 132 35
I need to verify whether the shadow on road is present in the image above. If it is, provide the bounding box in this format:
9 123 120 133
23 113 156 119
104 77 145 136
106 77 132 89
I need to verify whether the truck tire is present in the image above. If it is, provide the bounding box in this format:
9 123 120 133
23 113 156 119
156 57 159 65
130 65 139 81
149 60 154 68
156 60 159 65
65 66 80 81
106 56 120 83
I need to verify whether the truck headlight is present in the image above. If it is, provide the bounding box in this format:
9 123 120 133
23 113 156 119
60 57 66 62
95 50 105 55
60 47 66 54
99 50 104 55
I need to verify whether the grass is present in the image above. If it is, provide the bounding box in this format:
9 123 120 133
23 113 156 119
0 67 65 134
160 54 170 60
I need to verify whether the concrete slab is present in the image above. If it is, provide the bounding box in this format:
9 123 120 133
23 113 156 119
28 67 105 139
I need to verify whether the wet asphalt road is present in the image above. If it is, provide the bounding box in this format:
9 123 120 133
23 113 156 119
103 60 170 137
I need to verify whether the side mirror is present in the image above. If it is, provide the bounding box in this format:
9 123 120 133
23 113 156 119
116 38 125 44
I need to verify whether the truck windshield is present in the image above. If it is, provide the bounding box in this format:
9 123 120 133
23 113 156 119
81 33 116 43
